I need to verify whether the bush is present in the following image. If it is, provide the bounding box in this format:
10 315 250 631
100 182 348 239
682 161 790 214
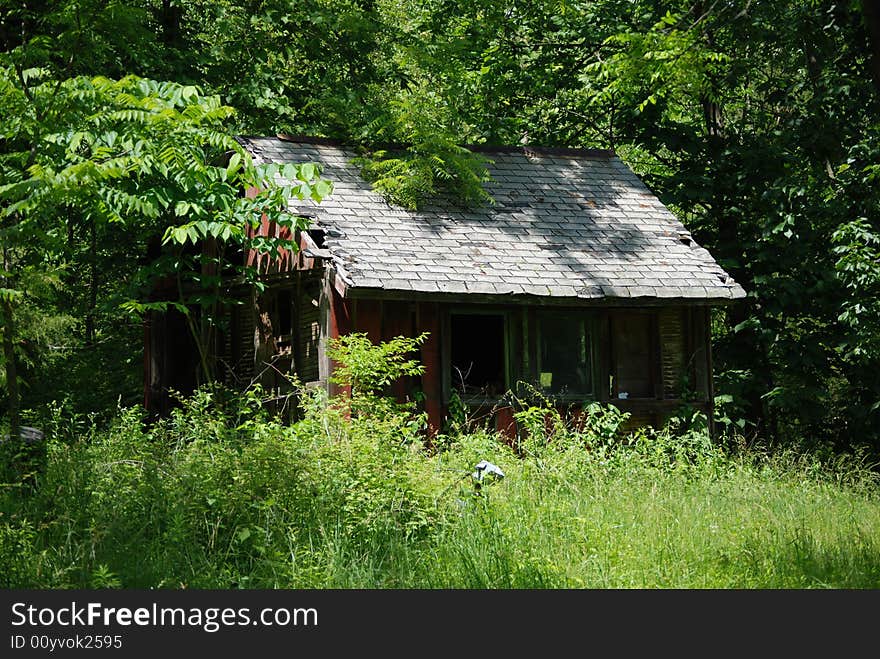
0 519 42 587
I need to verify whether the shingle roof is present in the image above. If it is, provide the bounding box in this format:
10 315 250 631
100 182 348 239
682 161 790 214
239 136 746 302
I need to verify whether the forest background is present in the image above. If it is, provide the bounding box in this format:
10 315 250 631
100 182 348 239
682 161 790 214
3 0 880 455
2 0 880 590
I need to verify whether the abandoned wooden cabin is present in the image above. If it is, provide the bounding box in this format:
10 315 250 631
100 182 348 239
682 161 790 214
143 136 746 435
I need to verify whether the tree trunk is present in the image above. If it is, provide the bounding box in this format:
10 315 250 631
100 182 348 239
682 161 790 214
0 303 19 439
85 215 97 344
862 0 880 97
160 0 184 47
1 247 20 440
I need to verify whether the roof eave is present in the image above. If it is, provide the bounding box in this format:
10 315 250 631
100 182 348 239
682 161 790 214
342 286 747 306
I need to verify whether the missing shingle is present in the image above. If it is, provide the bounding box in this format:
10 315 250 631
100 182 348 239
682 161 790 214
307 228 326 248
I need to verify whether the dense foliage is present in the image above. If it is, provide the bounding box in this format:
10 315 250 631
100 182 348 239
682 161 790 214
2 1 880 456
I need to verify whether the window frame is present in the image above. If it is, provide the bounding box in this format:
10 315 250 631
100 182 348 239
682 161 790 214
534 310 600 402
610 310 660 401
442 308 512 405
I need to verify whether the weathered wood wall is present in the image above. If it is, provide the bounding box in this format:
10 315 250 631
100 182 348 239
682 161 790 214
342 298 714 439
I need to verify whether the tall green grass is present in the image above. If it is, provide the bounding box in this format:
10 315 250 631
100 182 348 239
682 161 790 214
2 389 878 589
426 456 880 588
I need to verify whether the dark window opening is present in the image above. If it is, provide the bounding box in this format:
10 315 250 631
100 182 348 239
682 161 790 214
257 289 294 357
614 312 654 399
277 290 292 336
307 228 326 248
538 314 592 396
450 313 506 397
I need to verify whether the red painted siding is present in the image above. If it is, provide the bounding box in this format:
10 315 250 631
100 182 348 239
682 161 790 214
328 288 351 399
355 298 383 344
495 406 517 443
383 301 412 403
243 185 297 274
418 302 444 437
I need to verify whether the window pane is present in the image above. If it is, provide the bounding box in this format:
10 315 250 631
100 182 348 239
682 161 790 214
615 312 653 398
450 314 506 397
538 315 592 395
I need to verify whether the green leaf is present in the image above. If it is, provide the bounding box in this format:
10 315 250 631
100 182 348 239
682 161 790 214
314 179 333 200
298 162 317 182
227 152 242 176
0 288 23 303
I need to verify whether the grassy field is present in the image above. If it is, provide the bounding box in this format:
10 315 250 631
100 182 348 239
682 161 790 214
2 390 878 589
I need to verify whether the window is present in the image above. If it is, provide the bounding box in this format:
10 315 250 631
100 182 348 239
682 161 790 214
537 313 593 396
613 312 654 399
449 312 507 397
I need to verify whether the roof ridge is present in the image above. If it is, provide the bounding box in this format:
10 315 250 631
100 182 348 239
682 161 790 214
468 144 615 159
246 134 615 160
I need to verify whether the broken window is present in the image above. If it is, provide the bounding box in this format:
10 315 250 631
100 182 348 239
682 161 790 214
449 312 507 397
537 313 593 396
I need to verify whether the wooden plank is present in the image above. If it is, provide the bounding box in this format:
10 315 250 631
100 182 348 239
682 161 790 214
418 302 444 437
291 271 303 380
659 307 686 399
382 300 410 342
705 307 716 440
327 281 352 399
296 275 322 383
239 293 255 382
355 298 383 344
495 406 517 444
440 305 451 403
521 308 531 384
383 300 413 402
346 288 735 307
253 289 278 392
597 311 611 401
143 313 154 413
243 186 303 274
